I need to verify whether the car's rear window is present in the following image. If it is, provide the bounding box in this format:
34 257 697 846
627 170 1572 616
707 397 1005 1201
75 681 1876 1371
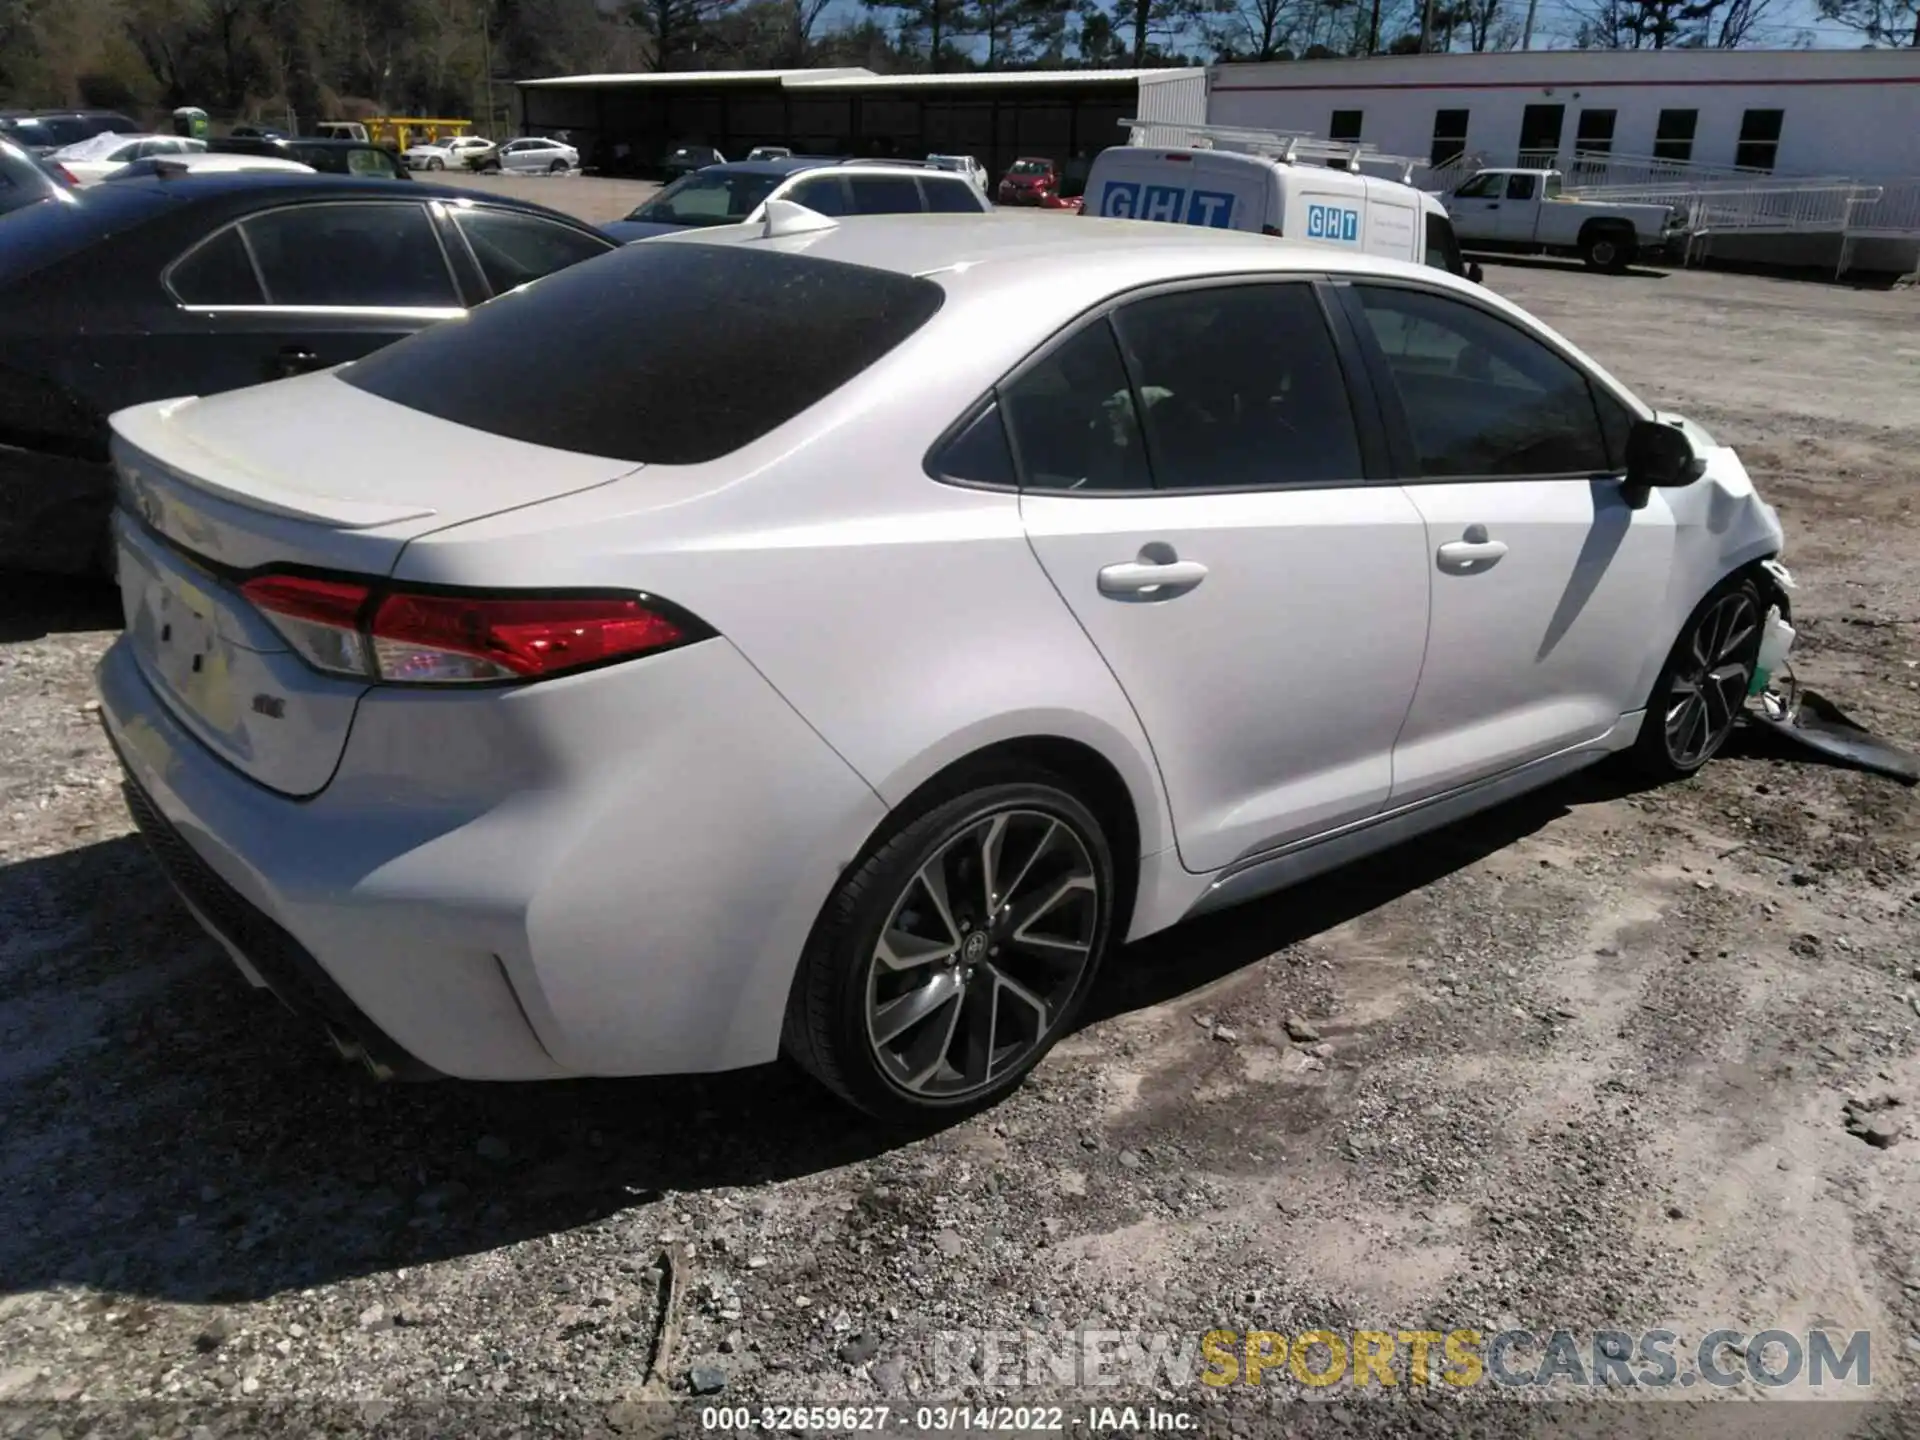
0 183 174 286
341 241 945 465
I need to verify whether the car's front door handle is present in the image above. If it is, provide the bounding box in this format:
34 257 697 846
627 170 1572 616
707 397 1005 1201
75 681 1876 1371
1097 557 1209 600
1437 538 1509 571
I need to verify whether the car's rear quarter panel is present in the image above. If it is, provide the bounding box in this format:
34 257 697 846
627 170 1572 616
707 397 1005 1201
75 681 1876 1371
386 281 1181 914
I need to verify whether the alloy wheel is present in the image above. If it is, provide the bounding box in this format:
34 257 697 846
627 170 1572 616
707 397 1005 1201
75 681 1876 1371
1664 590 1759 768
864 808 1099 1100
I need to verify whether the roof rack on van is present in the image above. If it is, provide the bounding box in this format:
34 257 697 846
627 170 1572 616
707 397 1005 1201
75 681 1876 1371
1118 119 1427 186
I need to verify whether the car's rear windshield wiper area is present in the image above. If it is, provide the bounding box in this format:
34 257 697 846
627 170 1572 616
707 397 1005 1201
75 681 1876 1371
341 242 944 466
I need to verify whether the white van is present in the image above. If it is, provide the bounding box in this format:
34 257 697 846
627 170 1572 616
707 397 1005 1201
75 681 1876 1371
1085 124 1475 280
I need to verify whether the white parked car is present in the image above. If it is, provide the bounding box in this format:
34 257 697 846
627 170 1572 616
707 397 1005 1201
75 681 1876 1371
926 153 988 191
403 135 493 172
485 136 578 175
98 212 1792 1120
103 152 314 181
49 132 205 185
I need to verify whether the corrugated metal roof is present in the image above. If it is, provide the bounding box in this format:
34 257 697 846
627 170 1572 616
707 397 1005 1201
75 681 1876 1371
784 67 1205 90
518 66 1205 92
518 68 876 89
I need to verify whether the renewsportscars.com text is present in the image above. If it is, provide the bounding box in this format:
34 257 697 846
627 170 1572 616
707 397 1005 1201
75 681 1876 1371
927 1326 1872 1391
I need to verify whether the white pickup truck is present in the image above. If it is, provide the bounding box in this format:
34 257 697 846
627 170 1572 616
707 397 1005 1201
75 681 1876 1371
1443 167 1688 273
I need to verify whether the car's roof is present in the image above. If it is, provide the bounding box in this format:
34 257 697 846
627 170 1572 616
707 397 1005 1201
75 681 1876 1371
670 211 1472 301
700 157 838 177
80 171 598 223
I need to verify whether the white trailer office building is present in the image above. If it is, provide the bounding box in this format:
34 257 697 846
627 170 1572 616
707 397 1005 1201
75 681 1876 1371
1207 48 1920 182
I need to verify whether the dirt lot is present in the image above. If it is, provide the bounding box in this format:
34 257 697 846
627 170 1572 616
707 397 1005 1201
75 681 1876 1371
2 253 1918 1435
432 170 660 225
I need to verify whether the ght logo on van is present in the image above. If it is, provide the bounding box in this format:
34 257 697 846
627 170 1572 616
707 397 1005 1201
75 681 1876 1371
1307 204 1361 243
1100 182 1236 229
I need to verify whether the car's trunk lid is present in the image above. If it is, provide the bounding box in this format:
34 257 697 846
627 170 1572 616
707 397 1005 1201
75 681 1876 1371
109 374 642 796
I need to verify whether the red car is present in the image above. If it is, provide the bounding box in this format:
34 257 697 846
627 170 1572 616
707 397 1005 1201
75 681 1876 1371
998 156 1070 207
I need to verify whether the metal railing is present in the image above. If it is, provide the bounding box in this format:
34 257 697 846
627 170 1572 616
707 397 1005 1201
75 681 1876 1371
1424 148 1856 197
1682 183 1886 236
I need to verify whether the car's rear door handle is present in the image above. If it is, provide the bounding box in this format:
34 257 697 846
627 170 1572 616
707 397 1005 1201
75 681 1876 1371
1437 538 1509 571
1097 557 1208 600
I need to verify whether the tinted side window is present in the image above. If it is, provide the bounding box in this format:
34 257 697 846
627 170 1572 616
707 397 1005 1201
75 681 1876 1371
454 208 611 295
1452 173 1500 199
1000 321 1149 493
1505 173 1537 200
923 177 983 214
1423 213 1464 275
845 173 925 215
347 148 395 177
1593 384 1636 470
169 226 265 305
930 402 1016 487
784 175 849 216
1110 284 1362 491
1354 285 1611 478
241 203 457 308
342 243 944 466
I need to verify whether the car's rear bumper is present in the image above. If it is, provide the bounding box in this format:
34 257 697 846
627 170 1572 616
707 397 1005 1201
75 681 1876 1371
97 629 888 1081
0 443 111 575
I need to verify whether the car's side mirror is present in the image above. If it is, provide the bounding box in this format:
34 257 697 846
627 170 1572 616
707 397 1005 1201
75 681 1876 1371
1625 418 1707 491
1466 261 1484 284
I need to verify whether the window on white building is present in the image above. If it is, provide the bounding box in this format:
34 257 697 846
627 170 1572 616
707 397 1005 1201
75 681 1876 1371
1735 109 1784 173
1430 108 1470 168
1574 109 1616 159
1653 109 1697 165
1517 104 1564 168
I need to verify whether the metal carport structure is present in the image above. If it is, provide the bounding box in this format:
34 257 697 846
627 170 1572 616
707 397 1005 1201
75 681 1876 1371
515 67 1207 184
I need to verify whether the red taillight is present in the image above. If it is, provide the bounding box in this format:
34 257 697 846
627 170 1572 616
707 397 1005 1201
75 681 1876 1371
370 592 689 683
241 573 370 627
241 572 705 686
52 163 80 185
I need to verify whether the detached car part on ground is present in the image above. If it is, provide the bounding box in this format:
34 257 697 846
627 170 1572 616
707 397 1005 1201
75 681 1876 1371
0 175 616 576
1445 168 1688 273
98 211 1795 1122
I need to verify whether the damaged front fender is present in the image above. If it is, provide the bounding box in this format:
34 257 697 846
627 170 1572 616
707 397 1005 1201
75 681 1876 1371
1626 413 1791 703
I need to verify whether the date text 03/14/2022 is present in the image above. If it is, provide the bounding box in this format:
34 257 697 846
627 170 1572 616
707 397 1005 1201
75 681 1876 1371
699 1405 1196 1431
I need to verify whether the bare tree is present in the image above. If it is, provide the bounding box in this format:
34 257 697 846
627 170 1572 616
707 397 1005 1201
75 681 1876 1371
1814 0 1918 44
1572 0 1727 47
1207 0 1303 57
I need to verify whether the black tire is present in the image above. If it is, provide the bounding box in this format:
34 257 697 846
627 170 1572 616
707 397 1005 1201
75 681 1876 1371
1580 226 1636 274
547 158 567 174
783 765 1116 1124
427 156 444 171
1629 573 1765 781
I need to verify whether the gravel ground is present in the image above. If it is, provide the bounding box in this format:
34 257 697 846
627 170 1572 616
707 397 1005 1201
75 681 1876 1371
2 255 1918 1437
429 171 660 225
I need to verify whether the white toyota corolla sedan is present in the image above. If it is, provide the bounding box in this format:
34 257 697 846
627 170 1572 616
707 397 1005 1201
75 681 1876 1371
98 209 1791 1121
